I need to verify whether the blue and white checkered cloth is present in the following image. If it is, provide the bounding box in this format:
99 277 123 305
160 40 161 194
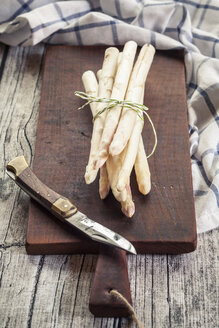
0 0 218 233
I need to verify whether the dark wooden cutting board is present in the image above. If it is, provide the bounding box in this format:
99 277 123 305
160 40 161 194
26 46 196 256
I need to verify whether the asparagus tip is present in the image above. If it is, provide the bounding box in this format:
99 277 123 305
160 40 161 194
94 157 107 170
122 203 135 218
139 181 151 195
99 186 110 199
84 169 98 184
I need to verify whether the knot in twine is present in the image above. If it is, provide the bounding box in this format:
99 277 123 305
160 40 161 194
110 289 144 328
74 91 157 159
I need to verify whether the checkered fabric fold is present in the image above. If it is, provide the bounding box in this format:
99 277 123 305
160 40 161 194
0 0 218 233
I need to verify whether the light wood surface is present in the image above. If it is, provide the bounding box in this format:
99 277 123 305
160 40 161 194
0 44 218 328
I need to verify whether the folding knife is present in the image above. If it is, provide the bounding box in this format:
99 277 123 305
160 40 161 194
6 156 136 255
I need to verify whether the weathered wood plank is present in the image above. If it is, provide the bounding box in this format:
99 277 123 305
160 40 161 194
168 229 218 328
0 231 217 328
29 253 121 328
28 254 86 328
152 255 170 327
0 44 44 245
127 254 170 328
127 254 153 327
126 229 218 328
0 246 41 328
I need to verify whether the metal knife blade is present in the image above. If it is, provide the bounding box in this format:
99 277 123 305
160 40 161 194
6 156 136 255
65 211 136 254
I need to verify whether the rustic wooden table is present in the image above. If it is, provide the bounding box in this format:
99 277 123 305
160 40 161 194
0 43 218 328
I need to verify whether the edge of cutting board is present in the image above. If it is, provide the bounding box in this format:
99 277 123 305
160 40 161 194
26 46 197 256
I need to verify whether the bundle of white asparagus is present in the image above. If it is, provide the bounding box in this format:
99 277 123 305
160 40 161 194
80 41 155 217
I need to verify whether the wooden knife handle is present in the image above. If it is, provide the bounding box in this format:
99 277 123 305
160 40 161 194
7 156 77 218
89 247 132 317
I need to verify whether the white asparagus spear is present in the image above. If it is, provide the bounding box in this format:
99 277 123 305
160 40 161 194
116 85 153 193
96 53 129 201
107 152 135 217
116 115 143 192
97 52 124 199
109 44 155 157
96 52 122 84
133 87 151 195
95 41 137 169
82 70 98 116
96 51 122 85
84 69 128 204
119 127 150 215
84 47 119 184
121 180 135 217
119 85 149 212
99 163 110 199
135 136 151 195
106 152 127 203
82 70 110 199
117 110 152 194
116 57 154 193
82 69 128 203
117 88 151 194
106 146 135 217
96 69 102 81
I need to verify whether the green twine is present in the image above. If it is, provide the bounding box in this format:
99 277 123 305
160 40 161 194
74 91 157 158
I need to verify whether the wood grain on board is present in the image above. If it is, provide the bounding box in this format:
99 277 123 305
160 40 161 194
26 46 197 255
